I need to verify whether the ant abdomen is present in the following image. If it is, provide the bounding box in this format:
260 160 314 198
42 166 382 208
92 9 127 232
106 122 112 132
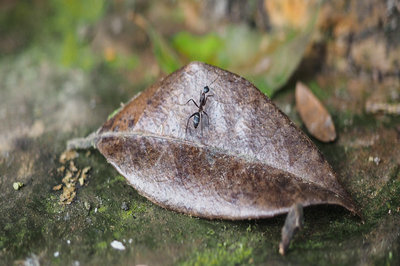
193 113 200 128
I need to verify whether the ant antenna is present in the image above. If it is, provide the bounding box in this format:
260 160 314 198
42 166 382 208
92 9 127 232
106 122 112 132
204 67 221 91
208 75 219 87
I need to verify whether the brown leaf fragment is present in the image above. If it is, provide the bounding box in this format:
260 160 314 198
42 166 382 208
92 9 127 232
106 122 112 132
73 170 81 183
69 160 78 172
93 61 358 220
62 170 73 185
59 169 78 204
295 82 337 142
59 150 78 164
53 184 62 191
57 166 65 174
57 151 90 204
60 186 76 205
279 203 304 255
79 166 91 186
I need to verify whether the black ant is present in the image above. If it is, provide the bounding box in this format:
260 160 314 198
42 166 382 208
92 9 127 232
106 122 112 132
185 85 214 134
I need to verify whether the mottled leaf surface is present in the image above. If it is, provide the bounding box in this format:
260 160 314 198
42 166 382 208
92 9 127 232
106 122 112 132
96 62 357 220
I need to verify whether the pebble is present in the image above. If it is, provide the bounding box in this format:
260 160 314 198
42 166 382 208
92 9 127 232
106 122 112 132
13 182 23 190
121 202 129 211
110 240 126 251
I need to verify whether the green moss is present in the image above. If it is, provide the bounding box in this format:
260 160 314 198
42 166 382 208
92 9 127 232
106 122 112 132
301 240 324 249
363 165 400 220
120 202 147 221
121 209 134 220
181 240 253 266
4 223 12 231
44 194 65 214
96 241 108 250
97 205 108 213
113 231 122 239
108 175 127 186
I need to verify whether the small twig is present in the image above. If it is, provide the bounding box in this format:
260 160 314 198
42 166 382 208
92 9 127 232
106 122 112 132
279 203 304 255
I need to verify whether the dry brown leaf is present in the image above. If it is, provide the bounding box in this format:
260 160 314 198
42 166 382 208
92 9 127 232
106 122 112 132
74 62 357 220
295 81 337 142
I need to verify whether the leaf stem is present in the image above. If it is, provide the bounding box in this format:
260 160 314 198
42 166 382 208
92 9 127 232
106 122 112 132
67 132 99 150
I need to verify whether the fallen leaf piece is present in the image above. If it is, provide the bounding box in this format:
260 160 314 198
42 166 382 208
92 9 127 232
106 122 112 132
60 186 76 205
62 170 73 185
92 61 357 219
69 161 78 172
79 166 91 186
56 150 91 204
59 150 78 164
279 203 304 255
59 169 80 204
295 82 337 142
53 184 63 191
57 166 65 174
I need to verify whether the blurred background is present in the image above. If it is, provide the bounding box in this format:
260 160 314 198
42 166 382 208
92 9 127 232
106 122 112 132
0 0 399 265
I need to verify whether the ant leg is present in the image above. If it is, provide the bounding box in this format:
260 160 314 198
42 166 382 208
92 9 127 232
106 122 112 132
186 99 199 108
204 94 214 105
200 112 204 138
185 113 197 134
203 111 210 127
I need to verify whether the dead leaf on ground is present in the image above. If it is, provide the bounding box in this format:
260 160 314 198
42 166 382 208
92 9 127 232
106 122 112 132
60 186 76 205
79 166 91 186
57 166 65 174
69 61 357 220
59 150 78 164
56 149 91 204
52 184 62 191
69 160 78 172
295 81 337 142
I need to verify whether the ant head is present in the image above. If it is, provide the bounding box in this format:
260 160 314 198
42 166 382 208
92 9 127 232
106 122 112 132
203 86 210 93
